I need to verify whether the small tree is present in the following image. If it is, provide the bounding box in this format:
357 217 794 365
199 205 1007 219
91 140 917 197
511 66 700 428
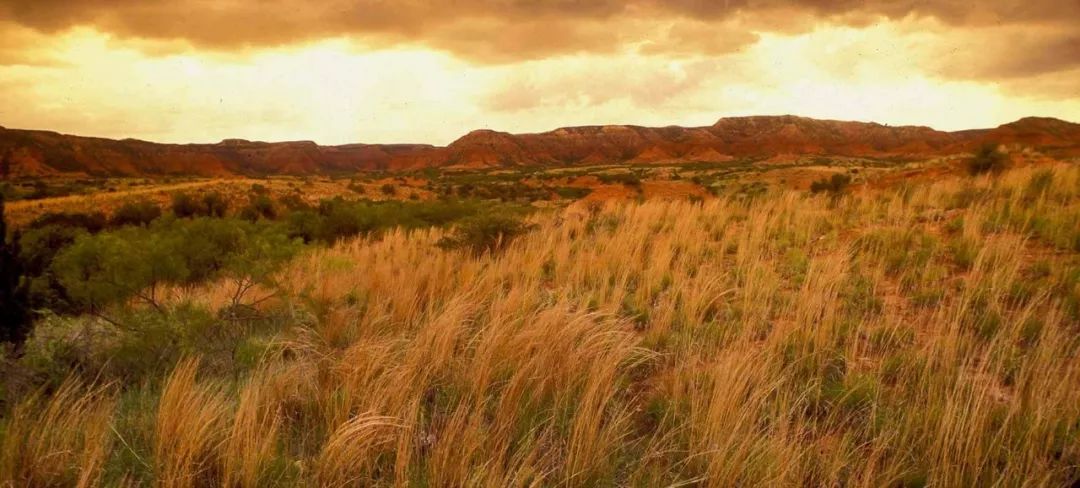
437 213 532 255
112 199 162 227
239 194 277 221
380 184 397 196
202 191 229 218
0 196 31 347
810 173 852 194
52 230 186 314
171 192 205 218
967 144 1007 175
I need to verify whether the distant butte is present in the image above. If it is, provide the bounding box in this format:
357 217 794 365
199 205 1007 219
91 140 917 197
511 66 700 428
1 116 1078 178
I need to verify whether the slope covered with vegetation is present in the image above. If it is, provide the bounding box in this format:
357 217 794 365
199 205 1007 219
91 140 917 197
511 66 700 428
1 163 1079 486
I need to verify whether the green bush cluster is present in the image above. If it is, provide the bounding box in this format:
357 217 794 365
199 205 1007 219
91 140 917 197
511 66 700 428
0 178 116 201
437 212 533 255
966 144 1008 175
810 173 852 194
3 185 528 354
110 199 161 227
0 197 31 346
239 194 278 221
285 197 504 244
171 191 228 218
554 187 593 199
52 217 300 313
450 181 551 202
597 172 643 188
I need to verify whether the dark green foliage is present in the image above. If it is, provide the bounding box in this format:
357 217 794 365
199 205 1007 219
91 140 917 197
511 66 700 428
966 144 1007 175
171 192 203 218
17 213 112 314
0 196 32 346
239 194 277 221
810 173 852 194
380 183 397 196
447 180 549 202
52 230 180 311
28 211 108 233
277 192 311 212
0 178 118 202
437 212 532 255
554 187 593 199
171 191 229 218
111 199 162 227
284 198 504 244
18 225 87 313
346 180 366 194
598 172 642 188
202 191 229 218
52 218 301 312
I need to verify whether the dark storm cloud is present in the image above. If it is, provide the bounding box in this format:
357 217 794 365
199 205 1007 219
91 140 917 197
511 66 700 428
0 0 1077 79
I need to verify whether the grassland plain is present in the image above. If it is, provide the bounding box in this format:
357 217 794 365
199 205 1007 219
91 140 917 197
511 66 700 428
2 163 1079 486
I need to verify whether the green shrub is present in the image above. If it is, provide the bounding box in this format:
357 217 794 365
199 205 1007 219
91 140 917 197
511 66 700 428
810 173 852 194
202 191 229 217
283 198 498 244
277 192 310 212
239 194 277 221
52 229 185 311
437 213 532 255
598 173 642 188
1 197 31 346
171 192 204 218
51 218 300 313
111 199 162 227
554 187 593 199
17 225 89 313
28 211 108 233
347 180 366 194
966 144 1007 175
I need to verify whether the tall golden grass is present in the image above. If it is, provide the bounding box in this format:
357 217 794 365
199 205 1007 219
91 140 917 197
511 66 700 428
2 163 1079 486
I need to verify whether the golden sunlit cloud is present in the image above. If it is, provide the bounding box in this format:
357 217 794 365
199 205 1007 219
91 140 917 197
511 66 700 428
0 0 1077 144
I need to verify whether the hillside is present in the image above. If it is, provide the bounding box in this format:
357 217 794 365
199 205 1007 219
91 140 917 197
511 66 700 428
2 116 1078 178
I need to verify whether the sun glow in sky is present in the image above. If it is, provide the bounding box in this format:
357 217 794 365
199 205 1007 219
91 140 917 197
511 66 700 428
0 1 1077 145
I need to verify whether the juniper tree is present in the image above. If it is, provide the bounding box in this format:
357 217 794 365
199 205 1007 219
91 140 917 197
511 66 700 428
0 195 31 347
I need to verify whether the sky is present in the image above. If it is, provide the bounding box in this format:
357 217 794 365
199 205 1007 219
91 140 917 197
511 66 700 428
0 0 1077 145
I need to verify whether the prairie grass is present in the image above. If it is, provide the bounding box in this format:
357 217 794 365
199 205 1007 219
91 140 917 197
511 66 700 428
3 163 1079 486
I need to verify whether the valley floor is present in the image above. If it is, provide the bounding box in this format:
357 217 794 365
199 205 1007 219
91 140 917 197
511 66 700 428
2 163 1079 486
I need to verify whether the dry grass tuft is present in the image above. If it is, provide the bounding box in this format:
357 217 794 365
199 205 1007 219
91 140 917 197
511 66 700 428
153 358 230 488
0 378 116 487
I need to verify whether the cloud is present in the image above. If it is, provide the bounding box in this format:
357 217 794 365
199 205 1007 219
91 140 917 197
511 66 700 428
2 24 1078 146
479 55 746 113
1 0 1077 90
929 28 1080 80
1 0 1076 63
0 0 1077 143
